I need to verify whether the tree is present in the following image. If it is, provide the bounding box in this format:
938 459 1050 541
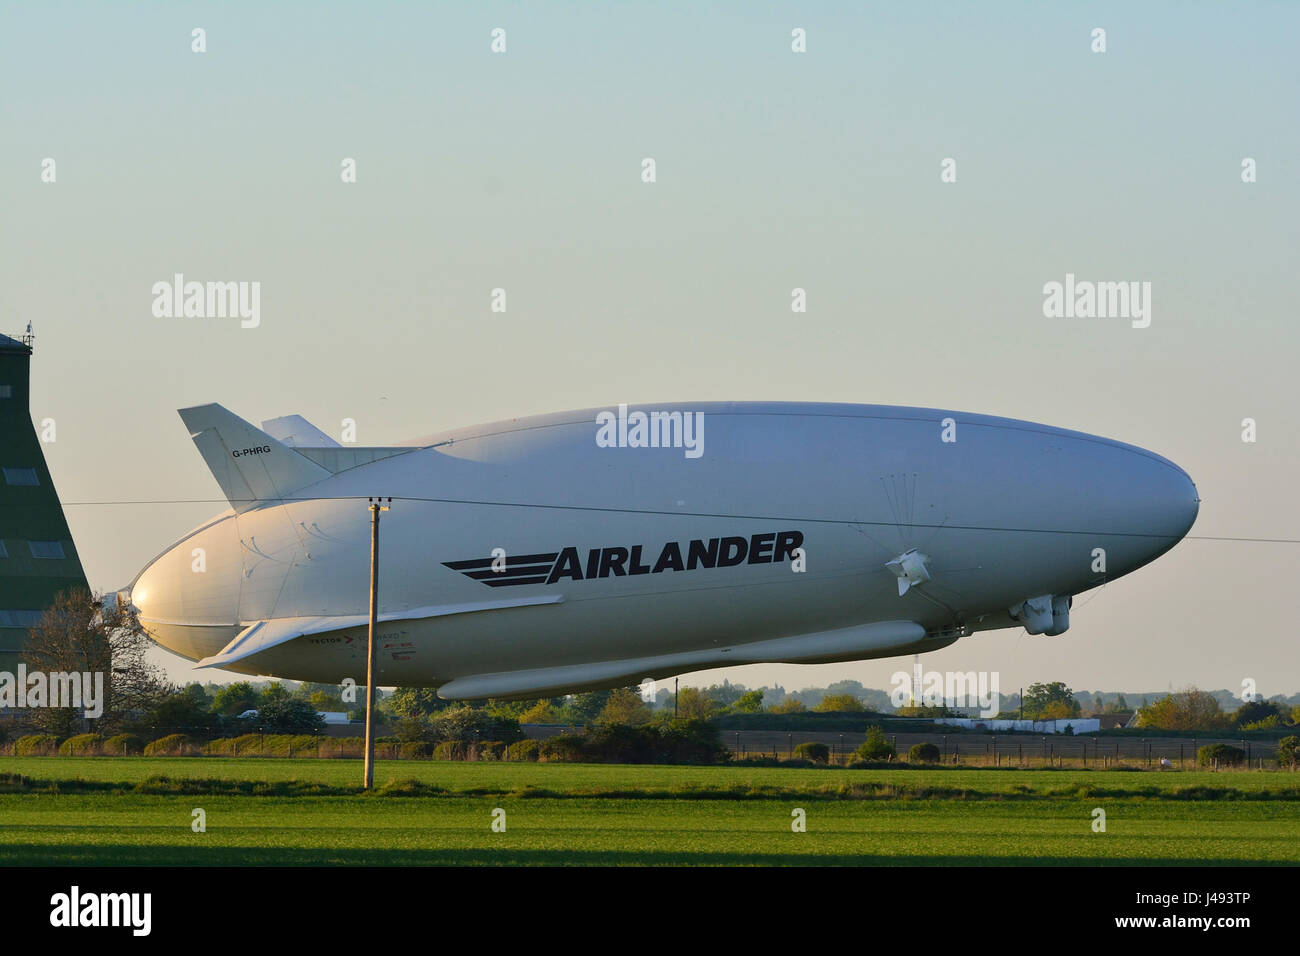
428 705 522 743
1135 688 1230 731
768 697 806 714
1277 736 1299 769
596 687 653 726
486 696 564 720
22 588 169 736
1108 694 1130 714
518 700 560 723
1021 682 1081 720
732 689 764 713
387 687 450 720
815 694 865 713
211 682 259 717
147 683 218 735
856 725 896 761
674 687 718 721
567 690 613 723
700 680 747 709
1233 699 1283 728
254 683 325 734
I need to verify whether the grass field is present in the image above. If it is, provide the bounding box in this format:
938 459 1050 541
2 758 1297 865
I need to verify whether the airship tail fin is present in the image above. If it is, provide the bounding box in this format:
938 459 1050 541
178 403 332 511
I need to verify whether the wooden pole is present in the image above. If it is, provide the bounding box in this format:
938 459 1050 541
363 497 390 790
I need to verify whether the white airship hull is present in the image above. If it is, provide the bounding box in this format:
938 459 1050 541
129 402 1199 698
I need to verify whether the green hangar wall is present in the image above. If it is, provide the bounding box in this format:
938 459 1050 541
0 332 89 671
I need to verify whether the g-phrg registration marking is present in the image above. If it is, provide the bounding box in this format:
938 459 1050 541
443 530 805 588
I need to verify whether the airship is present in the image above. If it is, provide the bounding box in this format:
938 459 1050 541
127 402 1198 699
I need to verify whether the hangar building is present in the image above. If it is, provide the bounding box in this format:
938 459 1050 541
0 330 88 671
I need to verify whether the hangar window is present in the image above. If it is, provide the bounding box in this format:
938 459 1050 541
28 541 66 559
3 467 39 485
0 541 7 557
0 385 10 398
0 610 43 627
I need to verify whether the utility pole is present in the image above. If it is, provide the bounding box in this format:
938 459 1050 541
363 497 391 790
674 677 678 720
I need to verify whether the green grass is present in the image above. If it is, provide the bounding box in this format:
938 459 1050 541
1 758 1297 865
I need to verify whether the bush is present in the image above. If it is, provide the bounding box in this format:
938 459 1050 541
855 725 896 761
428 706 524 745
533 720 729 765
432 741 467 761
103 733 146 756
392 717 435 743
476 740 507 761
506 739 540 762
228 733 267 755
58 733 106 756
1276 735 1299 769
1197 743 1245 768
537 735 587 763
908 742 941 764
14 734 61 756
398 742 433 759
144 734 194 756
792 742 830 763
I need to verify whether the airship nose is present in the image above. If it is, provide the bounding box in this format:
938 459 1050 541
1126 452 1199 560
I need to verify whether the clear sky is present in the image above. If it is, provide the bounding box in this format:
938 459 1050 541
2 2 1297 696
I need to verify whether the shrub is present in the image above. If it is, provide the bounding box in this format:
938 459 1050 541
143 734 194 756
229 733 266 755
537 735 587 763
855 725 896 761
433 741 467 761
428 706 524 745
58 733 106 756
392 717 435 743
398 742 433 759
908 742 941 763
476 740 507 761
778 758 815 768
103 733 146 756
793 742 830 763
14 734 61 756
1276 735 1299 769
533 720 729 765
506 739 540 762
1196 743 1245 768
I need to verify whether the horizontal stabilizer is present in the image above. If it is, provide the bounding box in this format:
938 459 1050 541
194 595 565 670
262 414 341 448
179 404 332 511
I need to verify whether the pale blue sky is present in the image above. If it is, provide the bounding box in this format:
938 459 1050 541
2 2 1297 694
